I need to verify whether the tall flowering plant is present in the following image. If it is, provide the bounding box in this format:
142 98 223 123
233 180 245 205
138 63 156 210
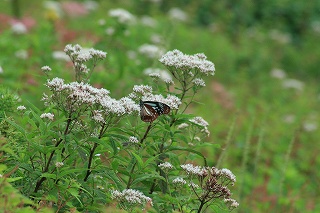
5 44 238 212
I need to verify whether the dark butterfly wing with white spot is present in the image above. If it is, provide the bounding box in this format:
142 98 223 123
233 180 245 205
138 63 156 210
140 100 170 122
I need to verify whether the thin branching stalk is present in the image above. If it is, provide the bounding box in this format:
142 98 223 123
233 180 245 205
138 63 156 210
237 117 255 204
34 115 73 193
84 122 108 182
126 122 153 189
216 113 238 168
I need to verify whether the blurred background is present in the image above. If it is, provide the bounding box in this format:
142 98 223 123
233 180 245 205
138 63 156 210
0 0 319 212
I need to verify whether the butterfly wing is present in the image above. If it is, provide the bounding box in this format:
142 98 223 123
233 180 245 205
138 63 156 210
140 100 158 122
140 100 171 122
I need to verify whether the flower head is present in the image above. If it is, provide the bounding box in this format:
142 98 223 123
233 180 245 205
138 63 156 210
17 105 26 111
128 136 139 144
111 189 153 207
159 50 215 76
158 162 173 171
40 113 54 120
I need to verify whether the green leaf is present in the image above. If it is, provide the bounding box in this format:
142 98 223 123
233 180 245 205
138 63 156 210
131 152 143 169
5 177 23 183
40 173 56 179
131 173 166 186
6 119 25 136
57 168 84 179
168 146 208 166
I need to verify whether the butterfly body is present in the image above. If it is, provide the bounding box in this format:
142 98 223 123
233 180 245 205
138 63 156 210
140 100 170 122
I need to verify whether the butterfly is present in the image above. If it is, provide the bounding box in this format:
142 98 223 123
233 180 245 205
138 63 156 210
140 100 170 123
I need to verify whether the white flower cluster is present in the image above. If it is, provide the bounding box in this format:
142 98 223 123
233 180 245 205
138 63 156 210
224 198 239 208
40 113 54 120
192 78 206 87
17 105 26 111
44 78 139 119
143 67 172 82
108 8 135 24
41 66 52 73
219 168 237 184
92 110 105 123
129 136 139 144
180 164 207 176
64 44 106 74
64 44 106 61
111 189 153 206
177 123 189 129
172 177 186 185
158 162 173 171
55 162 64 168
159 49 215 76
131 85 153 97
138 44 165 59
189 116 209 128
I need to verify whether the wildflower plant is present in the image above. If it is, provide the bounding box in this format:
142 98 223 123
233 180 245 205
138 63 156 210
4 44 238 212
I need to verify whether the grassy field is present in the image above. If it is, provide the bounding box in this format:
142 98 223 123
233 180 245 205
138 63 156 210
0 1 319 212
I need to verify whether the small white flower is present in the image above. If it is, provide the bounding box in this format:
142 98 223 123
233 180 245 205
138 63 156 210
17 105 26 111
303 122 317 132
188 181 199 189
41 66 52 73
132 85 153 96
0 66 3 74
189 116 209 128
270 68 286 79
108 8 135 24
129 136 139 144
194 136 201 142
138 44 165 59
220 168 236 183
224 198 239 208
92 110 105 123
105 27 115 35
282 79 304 91
111 189 153 206
181 164 207 176
172 177 186 185
159 49 215 76
52 51 70 61
158 162 173 171
168 7 188 22
192 78 206 87
140 16 157 27
55 162 64 168
15 49 28 59
40 113 54 120
11 22 27 34
177 123 188 129
143 67 172 82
